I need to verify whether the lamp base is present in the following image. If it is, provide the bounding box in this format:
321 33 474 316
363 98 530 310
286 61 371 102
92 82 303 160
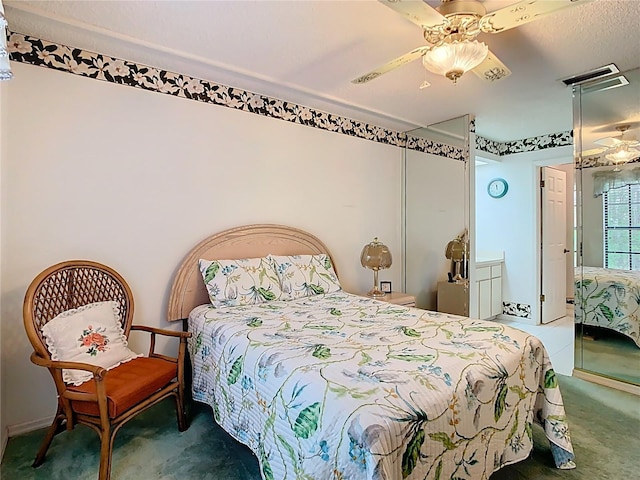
367 287 386 298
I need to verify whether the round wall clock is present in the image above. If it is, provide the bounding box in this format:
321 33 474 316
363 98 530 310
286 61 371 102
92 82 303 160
487 178 508 198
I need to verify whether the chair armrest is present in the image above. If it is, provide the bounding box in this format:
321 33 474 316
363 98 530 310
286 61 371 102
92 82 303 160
130 324 191 358
131 325 191 338
30 351 107 378
30 351 113 410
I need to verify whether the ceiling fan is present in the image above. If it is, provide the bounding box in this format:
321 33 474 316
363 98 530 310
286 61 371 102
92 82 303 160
352 0 596 86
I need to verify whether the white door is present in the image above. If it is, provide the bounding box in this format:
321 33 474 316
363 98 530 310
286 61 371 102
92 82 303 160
541 167 567 324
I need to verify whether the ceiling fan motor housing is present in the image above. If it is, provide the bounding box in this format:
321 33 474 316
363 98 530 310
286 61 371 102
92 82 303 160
437 0 486 18
425 0 487 44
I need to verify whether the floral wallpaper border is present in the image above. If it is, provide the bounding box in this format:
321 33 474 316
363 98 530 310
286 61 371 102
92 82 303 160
578 155 640 169
476 131 573 156
8 32 469 159
7 32 573 161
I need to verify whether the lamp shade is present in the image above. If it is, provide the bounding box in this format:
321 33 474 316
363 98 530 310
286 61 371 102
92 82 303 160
361 237 392 270
422 40 488 83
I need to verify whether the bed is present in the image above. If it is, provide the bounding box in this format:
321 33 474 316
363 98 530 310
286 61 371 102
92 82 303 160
168 224 575 479
575 266 640 348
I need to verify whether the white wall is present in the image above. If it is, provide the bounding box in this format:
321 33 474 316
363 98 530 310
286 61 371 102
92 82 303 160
1 62 406 433
476 159 539 322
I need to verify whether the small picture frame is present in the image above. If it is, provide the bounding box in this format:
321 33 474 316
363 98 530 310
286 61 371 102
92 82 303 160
380 281 392 294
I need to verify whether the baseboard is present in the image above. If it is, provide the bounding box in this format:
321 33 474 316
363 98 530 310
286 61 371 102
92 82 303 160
573 369 640 396
7 415 54 438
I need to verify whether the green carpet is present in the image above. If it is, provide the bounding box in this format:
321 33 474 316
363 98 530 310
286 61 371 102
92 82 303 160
2 375 638 479
576 327 640 385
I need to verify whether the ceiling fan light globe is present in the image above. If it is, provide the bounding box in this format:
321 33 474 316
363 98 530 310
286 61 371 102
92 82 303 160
605 146 639 164
422 40 488 82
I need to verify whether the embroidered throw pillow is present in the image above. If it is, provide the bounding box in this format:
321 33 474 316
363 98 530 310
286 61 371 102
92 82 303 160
41 301 142 386
198 257 283 307
270 254 341 300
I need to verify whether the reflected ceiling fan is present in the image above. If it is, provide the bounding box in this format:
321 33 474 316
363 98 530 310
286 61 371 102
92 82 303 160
352 0 595 87
595 125 640 164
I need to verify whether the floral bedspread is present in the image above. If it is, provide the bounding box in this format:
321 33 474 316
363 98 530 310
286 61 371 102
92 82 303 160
575 267 640 347
188 292 574 479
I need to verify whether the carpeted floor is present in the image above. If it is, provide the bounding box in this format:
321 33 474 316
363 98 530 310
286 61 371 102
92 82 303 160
2 375 638 479
576 326 640 385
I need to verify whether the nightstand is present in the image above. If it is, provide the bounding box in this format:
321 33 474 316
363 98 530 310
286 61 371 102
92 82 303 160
436 281 469 316
376 292 416 307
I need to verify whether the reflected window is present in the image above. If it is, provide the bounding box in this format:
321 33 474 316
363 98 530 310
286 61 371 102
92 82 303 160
603 183 640 270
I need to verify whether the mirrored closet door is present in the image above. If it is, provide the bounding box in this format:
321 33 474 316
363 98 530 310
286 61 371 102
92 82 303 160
403 115 471 311
574 67 640 387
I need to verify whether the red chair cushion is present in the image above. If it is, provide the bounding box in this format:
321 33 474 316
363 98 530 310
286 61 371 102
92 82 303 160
68 357 177 418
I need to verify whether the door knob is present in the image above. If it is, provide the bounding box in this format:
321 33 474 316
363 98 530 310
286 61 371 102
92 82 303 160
564 249 570 253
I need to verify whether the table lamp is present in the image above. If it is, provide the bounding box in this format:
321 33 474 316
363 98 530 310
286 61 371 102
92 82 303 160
360 237 392 297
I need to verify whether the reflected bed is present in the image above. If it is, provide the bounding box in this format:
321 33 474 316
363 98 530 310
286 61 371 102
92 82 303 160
168 224 575 479
575 266 640 348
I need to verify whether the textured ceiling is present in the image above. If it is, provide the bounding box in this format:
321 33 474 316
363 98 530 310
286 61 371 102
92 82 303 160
5 0 640 143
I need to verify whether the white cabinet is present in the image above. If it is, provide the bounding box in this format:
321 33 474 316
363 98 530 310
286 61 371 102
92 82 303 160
476 263 502 320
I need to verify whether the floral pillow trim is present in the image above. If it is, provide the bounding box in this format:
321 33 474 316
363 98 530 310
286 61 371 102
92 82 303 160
199 257 283 307
41 301 142 386
269 254 341 300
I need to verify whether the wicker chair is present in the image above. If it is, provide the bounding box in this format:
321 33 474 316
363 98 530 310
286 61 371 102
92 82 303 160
22 260 191 480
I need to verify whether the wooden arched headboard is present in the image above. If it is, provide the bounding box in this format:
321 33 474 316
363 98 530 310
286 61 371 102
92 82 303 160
167 224 337 322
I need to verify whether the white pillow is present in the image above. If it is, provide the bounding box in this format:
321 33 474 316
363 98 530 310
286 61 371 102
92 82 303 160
41 301 142 386
270 254 341 300
198 257 283 307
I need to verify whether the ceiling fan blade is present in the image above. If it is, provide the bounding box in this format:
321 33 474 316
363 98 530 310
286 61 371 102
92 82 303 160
479 0 596 34
472 50 512 82
352 46 430 84
595 136 640 148
377 0 445 28
594 137 623 148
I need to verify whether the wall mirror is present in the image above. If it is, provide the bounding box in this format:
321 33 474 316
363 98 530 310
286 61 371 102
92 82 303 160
403 115 471 311
574 66 640 387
